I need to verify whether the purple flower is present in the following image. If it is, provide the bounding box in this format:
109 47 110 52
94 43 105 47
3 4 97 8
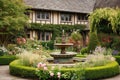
112 50 119 55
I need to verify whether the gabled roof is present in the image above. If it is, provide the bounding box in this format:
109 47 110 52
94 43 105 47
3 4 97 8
24 0 96 13
94 0 120 9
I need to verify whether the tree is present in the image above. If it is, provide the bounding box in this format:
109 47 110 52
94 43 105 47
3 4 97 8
89 8 120 33
69 31 83 52
0 0 28 46
88 32 99 53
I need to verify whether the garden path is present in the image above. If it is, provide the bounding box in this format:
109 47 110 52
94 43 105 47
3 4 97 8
0 65 120 80
0 65 31 80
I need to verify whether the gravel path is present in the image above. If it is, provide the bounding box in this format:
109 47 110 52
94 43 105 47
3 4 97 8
0 65 120 80
0 66 30 80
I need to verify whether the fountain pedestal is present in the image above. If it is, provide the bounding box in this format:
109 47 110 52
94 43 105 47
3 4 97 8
49 30 77 64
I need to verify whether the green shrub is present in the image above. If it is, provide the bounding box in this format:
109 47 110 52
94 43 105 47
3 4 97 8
41 41 54 50
69 31 83 52
114 56 120 65
17 51 46 67
0 46 8 56
111 36 120 51
88 32 99 53
10 60 119 80
0 55 17 65
86 46 115 67
9 60 37 78
85 61 119 80
80 47 88 54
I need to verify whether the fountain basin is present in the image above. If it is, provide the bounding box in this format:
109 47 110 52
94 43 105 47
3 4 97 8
54 43 73 48
50 52 77 63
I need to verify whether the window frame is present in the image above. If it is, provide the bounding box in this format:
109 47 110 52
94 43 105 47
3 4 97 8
77 14 88 21
60 13 72 22
36 11 50 21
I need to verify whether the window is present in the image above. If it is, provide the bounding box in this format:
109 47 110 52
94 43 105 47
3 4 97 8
39 32 51 41
77 14 88 21
36 11 50 20
60 13 72 22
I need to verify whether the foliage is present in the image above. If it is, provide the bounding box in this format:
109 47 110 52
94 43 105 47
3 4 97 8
111 36 120 51
0 55 16 65
10 60 119 80
9 60 37 78
36 62 61 80
0 46 8 56
89 8 120 32
17 51 47 67
88 32 99 53
0 0 28 46
98 33 120 51
85 61 119 80
80 47 88 54
36 63 50 80
41 41 54 50
86 46 115 67
7 44 24 55
17 39 41 51
98 33 112 48
30 23 86 40
114 56 120 65
69 31 83 52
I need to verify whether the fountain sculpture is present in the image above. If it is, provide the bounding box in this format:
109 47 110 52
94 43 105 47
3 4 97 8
50 30 77 63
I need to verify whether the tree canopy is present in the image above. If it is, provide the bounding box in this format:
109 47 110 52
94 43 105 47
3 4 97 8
89 8 120 33
0 0 28 45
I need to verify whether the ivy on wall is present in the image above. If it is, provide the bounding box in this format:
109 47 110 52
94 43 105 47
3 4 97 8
28 23 87 40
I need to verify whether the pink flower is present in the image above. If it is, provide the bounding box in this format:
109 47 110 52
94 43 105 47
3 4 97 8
41 63 46 67
50 72 54 77
58 75 61 78
43 66 48 70
57 72 61 78
37 62 42 68
22 38 26 43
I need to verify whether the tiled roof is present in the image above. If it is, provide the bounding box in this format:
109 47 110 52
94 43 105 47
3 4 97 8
24 0 96 13
94 0 120 9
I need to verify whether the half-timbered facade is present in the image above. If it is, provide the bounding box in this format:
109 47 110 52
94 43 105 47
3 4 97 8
24 0 96 42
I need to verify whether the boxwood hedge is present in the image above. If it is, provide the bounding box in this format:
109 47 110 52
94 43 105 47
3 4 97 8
114 56 120 65
85 61 119 80
0 55 17 65
9 60 37 78
9 60 119 80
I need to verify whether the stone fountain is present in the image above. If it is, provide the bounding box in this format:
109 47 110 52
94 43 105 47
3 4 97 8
49 30 77 63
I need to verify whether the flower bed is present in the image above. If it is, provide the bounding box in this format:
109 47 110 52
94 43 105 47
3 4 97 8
0 55 17 65
9 60 119 80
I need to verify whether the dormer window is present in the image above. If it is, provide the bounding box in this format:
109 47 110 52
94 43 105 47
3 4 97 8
36 11 50 20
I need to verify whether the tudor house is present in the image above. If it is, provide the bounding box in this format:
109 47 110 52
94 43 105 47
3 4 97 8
24 0 96 45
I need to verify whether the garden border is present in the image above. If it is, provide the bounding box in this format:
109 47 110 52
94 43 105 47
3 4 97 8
0 55 16 65
114 56 120 65
9 60 119 80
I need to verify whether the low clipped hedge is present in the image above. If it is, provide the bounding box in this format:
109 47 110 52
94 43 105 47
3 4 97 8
85 61 119 80
114 56 120 65
9 60 37 78
9 60 119 80
0 55 17 65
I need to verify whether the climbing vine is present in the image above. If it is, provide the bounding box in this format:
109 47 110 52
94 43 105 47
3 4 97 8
89 8 120 33
29 23 86 40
